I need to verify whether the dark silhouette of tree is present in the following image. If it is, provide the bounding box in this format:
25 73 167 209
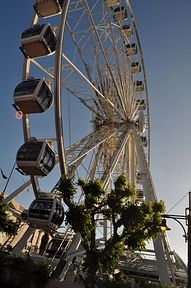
0 253 50 288
0 201 18 236
58 175 165 288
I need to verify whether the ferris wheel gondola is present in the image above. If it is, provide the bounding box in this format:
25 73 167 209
33 0 64 18
122 24 133 37
107 0 120 7
28 193 64 230
20 23 57 58
130 61 141 74
16 140 55 176
21 193 64 230
126 43 138 56
113 6 128 21
134 81 144 93
13 78 53 113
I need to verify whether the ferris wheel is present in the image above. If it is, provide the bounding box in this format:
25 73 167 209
4 0 176 285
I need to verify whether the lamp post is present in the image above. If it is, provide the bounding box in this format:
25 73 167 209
161 214 188 242
187 191 191 288
161 191 191 288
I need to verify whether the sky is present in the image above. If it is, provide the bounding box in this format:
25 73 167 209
0 0 191 264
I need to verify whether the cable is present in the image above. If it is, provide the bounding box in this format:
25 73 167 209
67 93 72 147
167 192 188 214
2 162 16 195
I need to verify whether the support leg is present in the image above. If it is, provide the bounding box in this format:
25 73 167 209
11 226 35 256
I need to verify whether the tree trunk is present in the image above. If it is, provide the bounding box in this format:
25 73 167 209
85 268 97 288
85 252 99 288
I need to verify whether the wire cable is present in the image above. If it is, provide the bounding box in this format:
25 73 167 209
2 162 16 195
167 192 188 214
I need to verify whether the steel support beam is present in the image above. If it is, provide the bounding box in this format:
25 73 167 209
11 226 35 256
133 128 172 285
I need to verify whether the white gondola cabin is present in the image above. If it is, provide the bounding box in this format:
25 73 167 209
136 172 142 184
13 78 53 113
134 81 144 93
131 61 141 74
113 7 127 21
28 193 64 230
34 0 64 18
126 43 137 56
16 140 55 176
141 136 147 147
106 0 120 6
138 110 146 133
20 24 57 58
136 99 146 110
122 25 133 37
136 189 145 202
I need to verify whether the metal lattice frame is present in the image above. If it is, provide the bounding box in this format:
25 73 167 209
5 0 184 286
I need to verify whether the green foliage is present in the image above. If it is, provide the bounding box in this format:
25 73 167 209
119 200 165 249
100 241 125 273
114 175 135 198
152 200 166 213
66 205 94 242
79 178 105 209
60 175 166 288
102 208 112 221
78 178 104 197
58 175 76 199
0 201 18 236
108 175 136 215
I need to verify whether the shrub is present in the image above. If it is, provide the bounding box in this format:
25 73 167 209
0 254 50 288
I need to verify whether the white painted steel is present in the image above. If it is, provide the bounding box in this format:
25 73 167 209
11 226 35 256
133 128 175 286
8 1 177 286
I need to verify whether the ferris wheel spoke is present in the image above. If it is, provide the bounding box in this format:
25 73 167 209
66 127 118 171
62 53 108 102
30 175 41 197
69 0 99 33
4 179 32 204
63 2 132 121
65 127 116 157
101 127 131 188
127 78 135 119
94 54 122 121
61 83 104 119
86 147 103 181
110 27 135 120
30 59 55 80
83 1 127 120
105 8 128 111
65 132 95 156
76 126 131 187
65 19 111 117
66 22 93 81
62 53 124 119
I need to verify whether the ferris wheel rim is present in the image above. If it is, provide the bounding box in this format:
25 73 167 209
6 3 178 284
125 0 150 162
54 0 71 177
17 0 150 202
